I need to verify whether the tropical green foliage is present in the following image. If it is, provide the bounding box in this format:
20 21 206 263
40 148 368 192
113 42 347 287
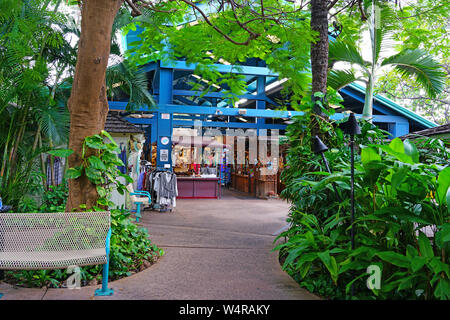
377 1 450 124
5 132 163 288
0 0 75 209
328 1 446 120
277 104 450 299
65 130 133 210
0 1 153 210
124 0 315 108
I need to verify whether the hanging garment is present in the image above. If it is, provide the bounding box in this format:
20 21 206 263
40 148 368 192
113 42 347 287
153 172 178 207
117 143 127 174
137 171 145 191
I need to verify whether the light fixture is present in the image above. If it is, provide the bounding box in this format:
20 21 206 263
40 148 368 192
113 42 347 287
312 135 341 201
340 112 361 297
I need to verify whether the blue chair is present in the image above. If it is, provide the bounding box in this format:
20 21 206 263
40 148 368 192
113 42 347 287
126 184 151 222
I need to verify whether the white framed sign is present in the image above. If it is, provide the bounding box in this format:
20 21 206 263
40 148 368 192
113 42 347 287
160 149 169 162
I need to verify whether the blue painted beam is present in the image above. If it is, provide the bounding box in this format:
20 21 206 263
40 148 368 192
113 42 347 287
126 117 287 129
173 89 263 100
174 120 287 130
109 101 408 124
160 60 278 76
161 104 302 119
331 112 409 123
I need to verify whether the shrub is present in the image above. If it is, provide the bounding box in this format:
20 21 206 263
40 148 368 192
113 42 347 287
276 102 450 300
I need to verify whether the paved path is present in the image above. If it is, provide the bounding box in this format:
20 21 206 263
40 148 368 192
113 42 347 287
0 190 318 300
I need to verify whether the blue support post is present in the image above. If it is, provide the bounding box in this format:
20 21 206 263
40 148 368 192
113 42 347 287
388 121 409 138
95 229 114 296
256 75 266 135
156 67 174 170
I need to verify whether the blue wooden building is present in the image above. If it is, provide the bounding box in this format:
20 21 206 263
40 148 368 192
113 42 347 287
108 28 437 170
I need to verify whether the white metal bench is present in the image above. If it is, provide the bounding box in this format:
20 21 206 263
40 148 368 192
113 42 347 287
0 211 114 298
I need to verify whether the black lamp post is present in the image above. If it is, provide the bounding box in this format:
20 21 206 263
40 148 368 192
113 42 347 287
312 135 341 202
340 113 361 297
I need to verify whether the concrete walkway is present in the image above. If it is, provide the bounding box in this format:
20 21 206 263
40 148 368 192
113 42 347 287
0 190 318 300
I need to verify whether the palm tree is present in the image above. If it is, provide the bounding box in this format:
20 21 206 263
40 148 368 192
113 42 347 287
327 2 446 120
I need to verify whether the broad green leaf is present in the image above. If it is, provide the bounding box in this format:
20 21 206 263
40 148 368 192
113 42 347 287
418 232 434 259
403 139 419 163
85 136 106 150
389 138 405 154
398 275 418 291
428 258 450 278
317 251 339 284
378 145 414 164
390 168 408 191
361 146 381 165
437 167 450 205
434 279 450 300
101 130 117 144
66 166 83 179
410 256 427 272
345 272 369 294
376 251 410 268
435 223 450 249
88 155 107 170
447 188 450 213
96 186 107 198
406 244 418 258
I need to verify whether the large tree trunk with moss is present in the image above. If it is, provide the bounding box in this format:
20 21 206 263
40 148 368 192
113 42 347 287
66 0 123 211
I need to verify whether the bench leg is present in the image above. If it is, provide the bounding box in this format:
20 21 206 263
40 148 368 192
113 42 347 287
94 262 114 296
135 202 142 222
0 270 3 299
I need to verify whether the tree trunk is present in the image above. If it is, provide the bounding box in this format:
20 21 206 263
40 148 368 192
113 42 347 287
362 75 375 121
66 0 122 211
309 0 329 139
310 0 329 99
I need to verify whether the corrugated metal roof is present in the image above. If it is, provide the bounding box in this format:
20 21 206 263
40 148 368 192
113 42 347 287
104 113 144 134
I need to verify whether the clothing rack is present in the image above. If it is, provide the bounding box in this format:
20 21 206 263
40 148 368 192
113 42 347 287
138 167 178 212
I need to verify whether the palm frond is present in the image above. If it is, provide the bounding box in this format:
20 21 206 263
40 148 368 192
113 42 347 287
37 106 70 146
367 2 396 64
106 61 155 110
381 49 446 98
327 69 364 91
329 40 370 71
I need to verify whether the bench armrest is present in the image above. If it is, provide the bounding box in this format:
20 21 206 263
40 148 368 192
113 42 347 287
131 190 151 197
130 193 151 202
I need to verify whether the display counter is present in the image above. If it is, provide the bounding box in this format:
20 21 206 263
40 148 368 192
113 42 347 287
231 173 250 194
177 176 220 199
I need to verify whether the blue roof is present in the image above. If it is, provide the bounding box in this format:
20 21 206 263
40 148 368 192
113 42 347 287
347 82 437 129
